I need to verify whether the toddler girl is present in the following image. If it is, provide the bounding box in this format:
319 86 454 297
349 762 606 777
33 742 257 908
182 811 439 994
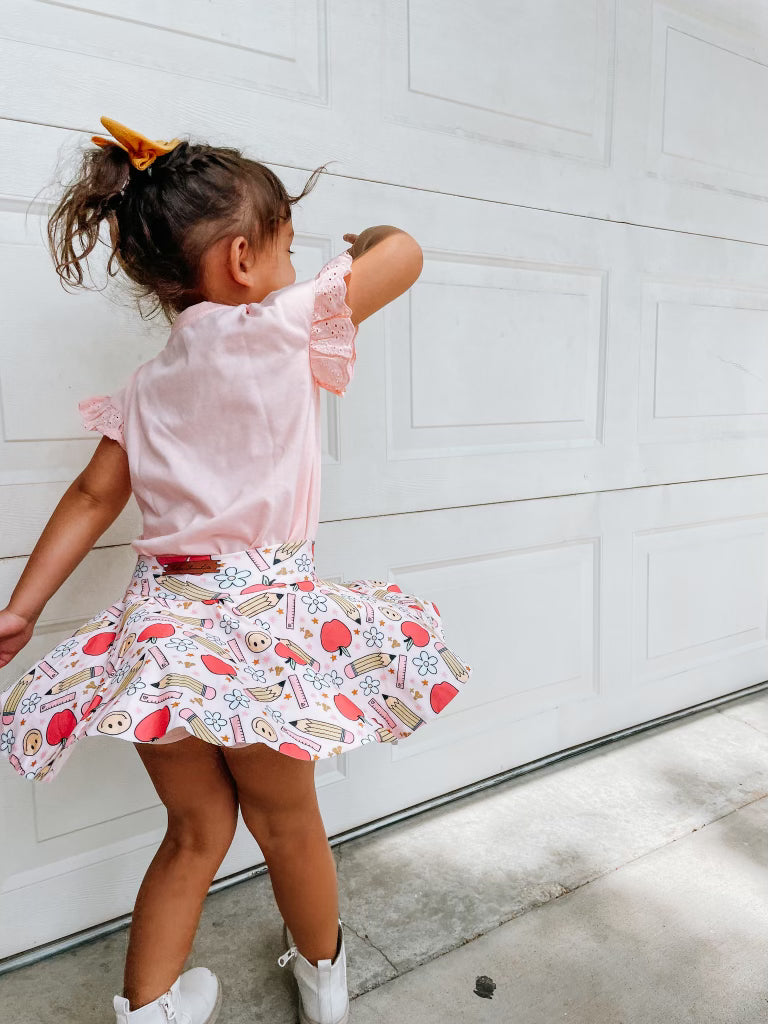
0 117 474 1024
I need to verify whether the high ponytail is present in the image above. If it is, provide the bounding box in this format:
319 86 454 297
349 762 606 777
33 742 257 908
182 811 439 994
46 134 326 322
47 143 131 289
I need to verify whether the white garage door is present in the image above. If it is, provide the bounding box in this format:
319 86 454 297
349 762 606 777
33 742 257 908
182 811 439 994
2 0 768 958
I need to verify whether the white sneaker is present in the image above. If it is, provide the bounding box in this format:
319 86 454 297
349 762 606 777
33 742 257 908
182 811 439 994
113 966 222 1024
277 919 350 1024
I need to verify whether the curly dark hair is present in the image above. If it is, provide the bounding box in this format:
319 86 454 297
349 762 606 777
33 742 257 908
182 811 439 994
47 136 326 322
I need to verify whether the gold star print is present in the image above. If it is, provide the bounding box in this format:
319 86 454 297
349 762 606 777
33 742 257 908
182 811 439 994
352 689 358 695
379 621 386 627
31 760 37 766
277 608 284 615
388 668 395 674
312 618 318 624
172 702 180 707
283 694 291 700
313 754 320 760
264 548 272 553
331 655 336 661
322 693 329 699
20 718 25 726
222 735 230 742
354 629 360 635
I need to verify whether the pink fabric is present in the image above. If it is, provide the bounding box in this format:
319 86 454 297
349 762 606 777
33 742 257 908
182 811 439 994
78 252 358 556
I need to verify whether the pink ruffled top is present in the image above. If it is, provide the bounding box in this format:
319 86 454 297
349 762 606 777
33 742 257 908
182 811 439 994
78 251 358 556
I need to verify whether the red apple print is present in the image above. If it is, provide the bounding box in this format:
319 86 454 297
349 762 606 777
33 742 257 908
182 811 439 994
82 631 117 656
134 706 171 742
320 619 352 657
137 624 175 644
431 601 441 617
46 708 77 747
240 575 281 594
430 681 458 714
401 621 430 650
81 694 103 719
279 741 311 761
201 653 237 677
387 584 402 594
334 693 365 722
274 641 311 667
294 580 315 592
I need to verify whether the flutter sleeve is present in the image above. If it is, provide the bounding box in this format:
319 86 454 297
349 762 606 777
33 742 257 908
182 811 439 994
309 251 359 396
78 390 127 451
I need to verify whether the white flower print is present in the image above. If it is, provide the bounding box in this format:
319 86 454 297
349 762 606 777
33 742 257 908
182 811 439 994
296 554 312 573
301 592 327 614
214 567 252 589
363 626 384 649
52 638 79 659
266 707 284 724
244 666 266 685
113 664 132 687
360 675 380 697
413 651 438 677
219 614 240 635
20 694 42 715
203 710 227 732
126 679 146 696
0 729 15 752
134 559 148 577
165 637 196 654
224 689 250 710
253 618 272 633
304 667 321 690
318 670 343 691
360 734 376 744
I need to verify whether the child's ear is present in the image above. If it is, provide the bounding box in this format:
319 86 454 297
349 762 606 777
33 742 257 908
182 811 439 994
228 235 255 286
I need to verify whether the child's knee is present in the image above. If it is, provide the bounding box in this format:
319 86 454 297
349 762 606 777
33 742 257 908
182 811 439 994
165 806 238 859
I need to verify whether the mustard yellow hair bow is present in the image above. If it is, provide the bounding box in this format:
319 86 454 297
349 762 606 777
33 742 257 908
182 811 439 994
91 116 182 171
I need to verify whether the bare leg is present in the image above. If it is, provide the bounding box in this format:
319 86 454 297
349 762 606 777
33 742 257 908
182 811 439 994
221 743 339 966
125 736 239 1011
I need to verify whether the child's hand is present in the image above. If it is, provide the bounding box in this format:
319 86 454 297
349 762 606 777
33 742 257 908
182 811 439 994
0 608 37 670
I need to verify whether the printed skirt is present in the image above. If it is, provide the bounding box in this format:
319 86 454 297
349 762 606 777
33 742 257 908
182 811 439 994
0 539 474 783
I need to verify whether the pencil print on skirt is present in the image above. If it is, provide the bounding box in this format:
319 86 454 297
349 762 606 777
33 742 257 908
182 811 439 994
1 539 474 782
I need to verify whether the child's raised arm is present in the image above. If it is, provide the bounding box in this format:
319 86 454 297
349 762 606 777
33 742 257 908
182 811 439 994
342 226 423 326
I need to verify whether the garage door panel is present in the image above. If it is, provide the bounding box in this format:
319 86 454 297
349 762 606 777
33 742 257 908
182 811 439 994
3 0 327 102
638 282 768 443
632 517 768 682
384 0 615 164
387 260 605 457
646 3 768 202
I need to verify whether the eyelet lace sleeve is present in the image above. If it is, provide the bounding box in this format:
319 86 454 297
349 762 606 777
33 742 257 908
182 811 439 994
309 251 358 396
78 394 126 451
